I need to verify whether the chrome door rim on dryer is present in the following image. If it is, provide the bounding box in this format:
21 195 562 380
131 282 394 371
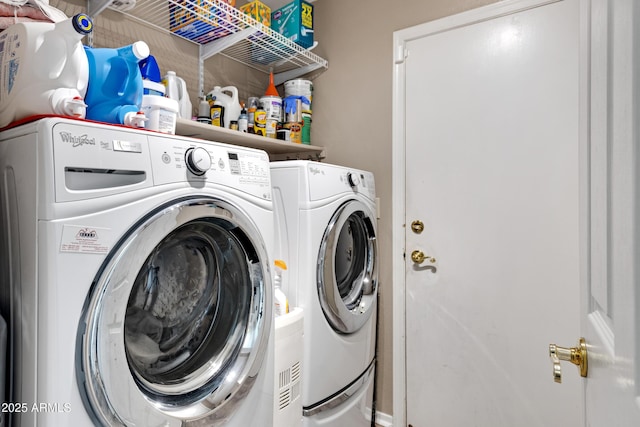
317 199 377 334
79 196 271 426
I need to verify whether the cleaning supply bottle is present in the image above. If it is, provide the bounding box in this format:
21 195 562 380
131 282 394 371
0 13 93 128
139 54 165 96
206 86 241 128
210 104 225 127
254 103 267 137
84 41 149 127
246 96 259 133
238 104 248 132
162 71 192 119
197 97 212 124
274 260 289 316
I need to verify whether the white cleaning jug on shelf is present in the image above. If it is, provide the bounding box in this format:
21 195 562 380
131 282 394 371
0 13 93 128
163 71 192 119
206 86 241 129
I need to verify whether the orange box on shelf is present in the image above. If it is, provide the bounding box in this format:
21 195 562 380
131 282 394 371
238 0 271 27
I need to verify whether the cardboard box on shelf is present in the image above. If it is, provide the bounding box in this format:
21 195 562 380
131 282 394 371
271 0 313 49
169 0 237 43
238 0 271 27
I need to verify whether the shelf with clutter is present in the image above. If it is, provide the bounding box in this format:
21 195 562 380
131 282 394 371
81 0 326 157
0 0 325 157
176 118 324 160
86 0 327 88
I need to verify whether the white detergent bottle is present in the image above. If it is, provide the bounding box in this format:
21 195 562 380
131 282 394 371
176 75 192 119
163 71 192 119
274 260 289 317
0 13 93 128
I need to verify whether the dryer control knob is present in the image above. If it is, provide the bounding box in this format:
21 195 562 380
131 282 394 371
185 147 212 176
347 172 361 188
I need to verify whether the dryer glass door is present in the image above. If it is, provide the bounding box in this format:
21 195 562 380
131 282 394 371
317 200 378 334
78 197 271 426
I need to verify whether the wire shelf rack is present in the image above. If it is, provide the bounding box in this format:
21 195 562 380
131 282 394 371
88 0 327 83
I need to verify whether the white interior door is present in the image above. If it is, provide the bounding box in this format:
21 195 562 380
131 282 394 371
393 0 583 425
582 0 640 424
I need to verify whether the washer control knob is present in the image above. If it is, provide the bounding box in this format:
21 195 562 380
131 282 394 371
347 172 361 188
185 147 212 176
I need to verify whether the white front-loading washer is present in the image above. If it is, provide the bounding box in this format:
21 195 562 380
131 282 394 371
270 160 378 427
0 117 275 426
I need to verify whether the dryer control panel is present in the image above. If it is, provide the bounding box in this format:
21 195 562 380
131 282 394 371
306 162 376 202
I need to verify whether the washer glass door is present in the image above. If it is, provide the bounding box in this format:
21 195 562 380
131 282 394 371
78 197 271 426
317 200 378 334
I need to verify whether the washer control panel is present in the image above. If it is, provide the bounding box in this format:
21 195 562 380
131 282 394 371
51 120 271 202
147 134 271 198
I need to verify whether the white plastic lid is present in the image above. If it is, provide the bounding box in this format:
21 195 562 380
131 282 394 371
141 95 180 113
132 41 150 60
143 80 166 95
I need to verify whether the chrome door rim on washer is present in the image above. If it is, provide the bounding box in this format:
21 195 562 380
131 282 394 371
317 200 378 334
77 196 271 426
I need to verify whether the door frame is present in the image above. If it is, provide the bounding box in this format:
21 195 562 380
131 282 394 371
391 0 575 424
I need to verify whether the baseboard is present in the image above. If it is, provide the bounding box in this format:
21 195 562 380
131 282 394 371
374 410 393 426
365 408 393 427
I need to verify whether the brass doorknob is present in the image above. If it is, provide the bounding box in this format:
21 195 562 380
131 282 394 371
548 338 588 383
411 250 435 264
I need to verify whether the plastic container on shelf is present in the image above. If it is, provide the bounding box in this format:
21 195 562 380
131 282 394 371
284 78 312 112
162 71 192 119
139 54 161 82
246 96 259 132
84 41 149 127
301 111 311 144
141 95 179 134
262 71 282 124
285 80 313 144
197 98 212 124
206 86 241 128
0 13 93 128
140 54 165 96
143 81 165 97
237 105 248 132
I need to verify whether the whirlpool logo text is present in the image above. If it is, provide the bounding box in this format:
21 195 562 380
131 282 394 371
59 131 96 147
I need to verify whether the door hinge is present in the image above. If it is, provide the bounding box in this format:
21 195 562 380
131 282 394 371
395 46 408 64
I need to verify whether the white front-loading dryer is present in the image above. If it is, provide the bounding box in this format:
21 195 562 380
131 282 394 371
270 160 378 427
0 118 275 426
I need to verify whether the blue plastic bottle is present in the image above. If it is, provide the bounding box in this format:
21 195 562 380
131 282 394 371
84 41 150 126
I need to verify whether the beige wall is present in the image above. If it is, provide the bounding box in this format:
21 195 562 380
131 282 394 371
311 0 498 417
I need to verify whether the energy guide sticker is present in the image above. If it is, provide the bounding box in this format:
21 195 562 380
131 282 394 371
60 225 112 254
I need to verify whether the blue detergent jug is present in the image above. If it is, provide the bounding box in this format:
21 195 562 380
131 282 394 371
84 41 149 126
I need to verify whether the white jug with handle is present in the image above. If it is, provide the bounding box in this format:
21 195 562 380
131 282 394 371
0 13 93 128
163 71 192 119
206 86 241 128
